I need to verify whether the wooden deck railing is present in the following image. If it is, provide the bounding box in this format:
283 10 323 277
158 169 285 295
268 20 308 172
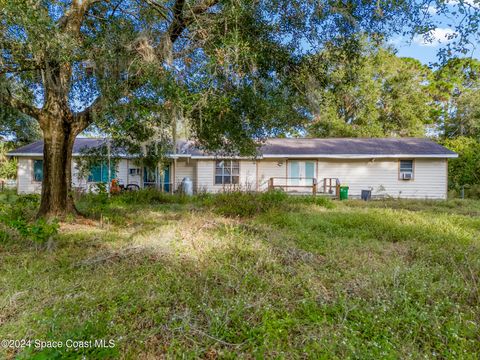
268 177 340 197
323 178 340 197
268 177 318 195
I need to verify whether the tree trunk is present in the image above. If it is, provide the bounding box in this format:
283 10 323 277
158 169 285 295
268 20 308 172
37 114 82 218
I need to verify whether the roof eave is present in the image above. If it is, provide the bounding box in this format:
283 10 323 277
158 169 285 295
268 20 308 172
260 154 458 159
8 153 458 159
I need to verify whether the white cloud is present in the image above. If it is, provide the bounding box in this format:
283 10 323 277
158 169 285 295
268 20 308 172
425 4 438 15
413 28 457 47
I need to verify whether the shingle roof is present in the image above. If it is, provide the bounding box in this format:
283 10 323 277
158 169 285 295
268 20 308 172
177 138 457 158
8 138 106 156
9 137 457 158
257 138 457 157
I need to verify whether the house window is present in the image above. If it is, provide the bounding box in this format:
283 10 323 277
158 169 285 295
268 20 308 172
33 160 43 182
399 160 414 180
215 160 239 185
88 162 116 183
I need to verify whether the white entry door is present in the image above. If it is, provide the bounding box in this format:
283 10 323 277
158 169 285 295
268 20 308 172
288 161 315 186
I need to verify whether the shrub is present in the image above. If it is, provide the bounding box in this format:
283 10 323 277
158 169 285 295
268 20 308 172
8 217 59 245
0 142 17 179
199 190 287 217
201 190 336 217
465 184 480 199
0 193 58 245
111 189 189 205
444 136 480 190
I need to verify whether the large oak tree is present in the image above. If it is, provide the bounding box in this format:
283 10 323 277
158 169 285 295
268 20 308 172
1 0 478 217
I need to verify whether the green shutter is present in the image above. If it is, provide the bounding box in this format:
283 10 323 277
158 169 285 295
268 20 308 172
33 160 43 182
89 162 116 183
89 164 102 182
101 163 108 183
100 162 116 183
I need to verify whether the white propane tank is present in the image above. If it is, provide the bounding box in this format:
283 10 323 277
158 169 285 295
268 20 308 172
181 177 193 196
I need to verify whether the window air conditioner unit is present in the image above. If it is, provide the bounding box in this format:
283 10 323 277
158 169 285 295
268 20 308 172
401 172 413 180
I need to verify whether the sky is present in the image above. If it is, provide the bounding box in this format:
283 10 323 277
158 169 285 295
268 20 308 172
391 0 480 66
394 32 479 66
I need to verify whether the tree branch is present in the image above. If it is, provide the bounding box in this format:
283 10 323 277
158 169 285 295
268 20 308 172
58 0 104 33
155 0 218 60
72 96 103 131
0 64 42 75
170 0 218 43
0 88 41 119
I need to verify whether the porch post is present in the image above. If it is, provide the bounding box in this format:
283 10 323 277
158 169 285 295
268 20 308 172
157 162 162 192
172 158 176 194
268 178 274 191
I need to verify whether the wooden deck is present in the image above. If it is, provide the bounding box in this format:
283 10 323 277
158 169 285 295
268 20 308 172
268 177 340 197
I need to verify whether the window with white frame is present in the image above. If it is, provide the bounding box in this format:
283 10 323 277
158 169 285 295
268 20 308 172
215 160 240 185
399 160 414 180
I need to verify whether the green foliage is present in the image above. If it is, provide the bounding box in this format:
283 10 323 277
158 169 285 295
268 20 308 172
202 190 289 217
299 40 436 138
0 192 58 245
434 58 480 138
202 190 334 217
7 217 59 245
0 142 17 179
0 112 41 145
444 136 480 190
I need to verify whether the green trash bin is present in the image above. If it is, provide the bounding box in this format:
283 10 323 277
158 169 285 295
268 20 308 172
339 186 349 200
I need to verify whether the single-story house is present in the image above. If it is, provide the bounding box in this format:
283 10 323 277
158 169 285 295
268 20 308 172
8 137 457 199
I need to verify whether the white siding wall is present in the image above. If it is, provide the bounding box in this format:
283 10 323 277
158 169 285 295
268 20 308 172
317 158 447 199
257 159 287 191
240 160 257 191
124 159 142 187
17 158 42 194
71 160 87 189
196 160 215 193
17 158 129 194
175 159 196 191
16 156 448 199
196 159 258 193
116 159 129 186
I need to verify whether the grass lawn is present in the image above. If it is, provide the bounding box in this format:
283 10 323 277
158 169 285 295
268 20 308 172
1 192 479 359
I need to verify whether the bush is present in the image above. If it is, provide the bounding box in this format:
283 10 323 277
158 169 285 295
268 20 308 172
75 189 334 220
7 217 59 244
201 190 334 217
0 143 17 179
444 137 480 190
111 189 190 205
0 193 58 245
465 184 480 199
199 190 287 217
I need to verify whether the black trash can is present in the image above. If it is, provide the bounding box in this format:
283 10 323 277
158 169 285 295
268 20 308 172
361 190 372 201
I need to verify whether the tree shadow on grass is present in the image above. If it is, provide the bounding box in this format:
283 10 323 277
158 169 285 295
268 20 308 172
2 205 479 359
